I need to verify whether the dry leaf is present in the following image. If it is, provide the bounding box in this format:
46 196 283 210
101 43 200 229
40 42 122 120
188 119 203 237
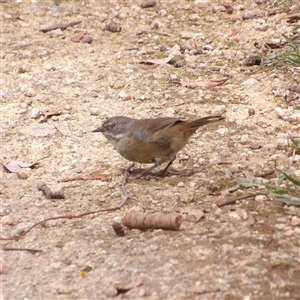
229 29 239 36
71 31 86 42
181 77 230 88
116 278 143 293
140 56 174 65
2 161 37 173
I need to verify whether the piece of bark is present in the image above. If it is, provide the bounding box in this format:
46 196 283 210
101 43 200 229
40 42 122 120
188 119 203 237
122 212 182 230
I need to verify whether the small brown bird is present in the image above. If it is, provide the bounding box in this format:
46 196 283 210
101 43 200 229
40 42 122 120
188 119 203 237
92 115 225 176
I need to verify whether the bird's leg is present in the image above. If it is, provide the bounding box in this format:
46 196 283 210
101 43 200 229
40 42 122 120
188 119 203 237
133 163 160 178
125 163 135 175
159 158 176 177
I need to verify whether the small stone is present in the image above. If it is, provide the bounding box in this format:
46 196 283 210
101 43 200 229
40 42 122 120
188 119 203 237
17 65 31 73
240 134 249 144
255 195 267 201
30 108 42 119
0 260 10 274
212 5 226 13
248 108 255 116
275 223 285 230
203 45 213 51
2 215 13 225
177 182 185 187
103 286 118 297
240 78 258 86
215 208 222 216
0 204 12 216
284 230 294 236
243 11 256 20
141 1 156 8
291 216 300 226
17 170 30 179
90 107 100 116
21 84 37 97
104 21 121 33
82 36 93 44
160 45 167 52
277 138 288 149
12 222 32 236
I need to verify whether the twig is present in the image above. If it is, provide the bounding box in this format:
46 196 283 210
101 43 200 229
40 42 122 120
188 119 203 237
0 202 129 241
217 193 266 207
255 170 275 178
2 245 43 254
40 21 81 33
60 175 108 182
0 176 134 241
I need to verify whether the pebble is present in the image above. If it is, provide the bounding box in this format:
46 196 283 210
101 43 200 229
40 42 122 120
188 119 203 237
240 78 258 86
177 182 185 187
17 65 31 73
0 260 10 274
30 108 42 119
1 215 13 225
277 138 288 149
90 107 100 116
240 134 249 144
0 204 12 216
275 224 285 230
17 170 30 179
291 216 300 226
104 286 118 297
50 262 63 270
82 36 93 44
255 195 267 201
20 84 37 97
11 222 32 236
284 230 294 236
215 208 222 216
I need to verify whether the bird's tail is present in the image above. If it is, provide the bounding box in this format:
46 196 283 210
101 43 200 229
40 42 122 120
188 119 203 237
188 114 225 130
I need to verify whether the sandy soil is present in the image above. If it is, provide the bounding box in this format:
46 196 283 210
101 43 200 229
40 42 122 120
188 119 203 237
1 0 300 299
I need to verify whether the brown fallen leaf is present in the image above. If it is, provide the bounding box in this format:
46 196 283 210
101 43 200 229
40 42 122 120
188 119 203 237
60 175 109 182
70 31 86 42
116 278 143 293
229 29 239 36
1 161 38 173
140 56 174 65
181 77 230 88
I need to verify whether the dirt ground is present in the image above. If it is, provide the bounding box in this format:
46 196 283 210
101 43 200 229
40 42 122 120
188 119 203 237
1 0 300 299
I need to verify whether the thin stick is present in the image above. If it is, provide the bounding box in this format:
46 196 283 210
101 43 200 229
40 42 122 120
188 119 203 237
2 246 43 254
217 193 267 207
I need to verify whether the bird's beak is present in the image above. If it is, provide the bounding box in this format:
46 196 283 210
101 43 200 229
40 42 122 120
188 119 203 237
92 126 104 132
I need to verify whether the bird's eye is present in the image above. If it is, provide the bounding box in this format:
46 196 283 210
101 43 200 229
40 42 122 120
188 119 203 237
112 124 118 128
